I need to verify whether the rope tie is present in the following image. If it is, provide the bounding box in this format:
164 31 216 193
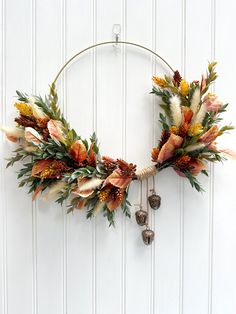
135 165 157 181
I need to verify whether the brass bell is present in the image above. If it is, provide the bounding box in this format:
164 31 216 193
148 192 161 210
135 209 148 226
142 228 155 245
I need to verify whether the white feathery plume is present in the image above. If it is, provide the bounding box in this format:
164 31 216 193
78 177 103 192
192 103 207 125
170 95 182 127
93 201 105 215
190 88 201 115
0 125 24 139
185 142 206 153
42 181 66 201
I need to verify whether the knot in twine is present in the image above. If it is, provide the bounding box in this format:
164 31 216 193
135 165 157 181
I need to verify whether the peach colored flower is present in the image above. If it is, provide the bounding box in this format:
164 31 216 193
25 127 43 145
203 93 223 112
199 125 219 145
47 119 66 144
157 133 183 164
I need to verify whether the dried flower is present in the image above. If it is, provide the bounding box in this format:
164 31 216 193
170 95 182 127
188 123 203 136
47 119 66 144
179 122 189 137
15 114 37 128
182 107 193 124
174 155 191 170
151 147 159 162
152 76 168 88
200 75 207 92
179 80 189 96
173 70 182 86
32 159 70 180
192 103 207 125
184 142 205 153
170 125 179 135
199 125 219 145
157 133 183 164
69 140 87 164
0 125 24 142
15 102 33 116
24 127 43 145
203 93 223 112
190 88 200 115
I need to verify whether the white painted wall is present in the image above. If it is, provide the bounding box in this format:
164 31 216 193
1 1 236 314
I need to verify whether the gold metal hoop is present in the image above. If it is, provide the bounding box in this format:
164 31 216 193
52 40 175 85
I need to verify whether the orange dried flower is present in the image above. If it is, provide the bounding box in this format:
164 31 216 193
174 155 191 169
179 122 189 137
32 159 70 180
152 76 168 88
151 147 159 162
170 125 179 135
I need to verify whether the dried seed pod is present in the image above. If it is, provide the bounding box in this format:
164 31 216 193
142 229 155 245
148 193 161 210
135 209 148 226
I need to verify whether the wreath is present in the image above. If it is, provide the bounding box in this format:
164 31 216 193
1 60 234 245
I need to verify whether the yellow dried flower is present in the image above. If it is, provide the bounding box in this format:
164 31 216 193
188 123 203 137
15 102 33 116
152 76 168 88
170 125 179 135
40 167 56 180
98 187 110 202
179 80 189 96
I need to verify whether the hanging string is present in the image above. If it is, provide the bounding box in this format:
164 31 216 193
136 165 157 181
146 178 149 229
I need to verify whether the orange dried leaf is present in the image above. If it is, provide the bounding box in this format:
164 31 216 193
104 169 132 189
158 133 183 164
151 147 159 162
69 140 87 163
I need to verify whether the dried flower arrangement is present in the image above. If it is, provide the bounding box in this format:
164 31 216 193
1 61 234 244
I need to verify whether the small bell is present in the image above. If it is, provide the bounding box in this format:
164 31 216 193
142 228 155 245
148 192 161 210
135 209 148 226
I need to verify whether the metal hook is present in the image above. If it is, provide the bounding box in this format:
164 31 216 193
112 24 121 46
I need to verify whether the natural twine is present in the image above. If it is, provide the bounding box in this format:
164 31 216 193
135 165 157 181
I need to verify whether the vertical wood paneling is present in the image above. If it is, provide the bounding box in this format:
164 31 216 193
65 1 94 313
154 1 183 313
183 1 212 313
0 1 6 313
34 1 63 314
3 1 33 314
125 1 153 314
212 1 236 313
95 1 123 313
1 1 236 314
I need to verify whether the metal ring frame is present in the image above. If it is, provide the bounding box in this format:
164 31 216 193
52 40 175 85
